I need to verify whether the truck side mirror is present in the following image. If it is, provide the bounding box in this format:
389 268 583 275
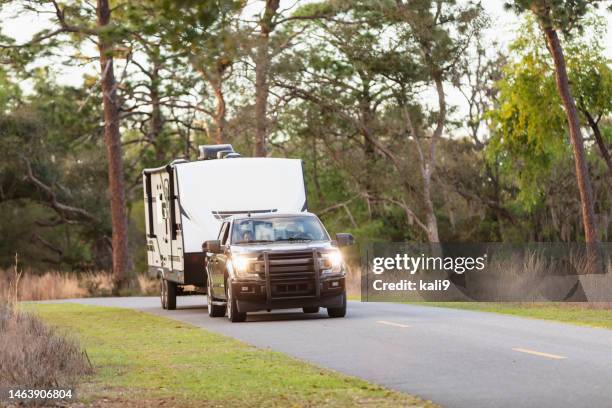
204 240 221 254
335 233 354 247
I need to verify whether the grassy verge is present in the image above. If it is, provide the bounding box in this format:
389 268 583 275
25 303 435 407
417 302 612 330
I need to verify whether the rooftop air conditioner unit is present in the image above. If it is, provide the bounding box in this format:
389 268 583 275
198 144 234 160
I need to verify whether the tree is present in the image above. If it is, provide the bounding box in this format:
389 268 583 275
253 0 280 157
250 0 336 157
0 72 113 270
504 0 606 243
133 0 245 145
96 0 130 288
390 0 484 242
0 0 131 286
275 0 484 243
489 15 612 242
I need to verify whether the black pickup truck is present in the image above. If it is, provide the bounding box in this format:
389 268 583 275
204 212 354 322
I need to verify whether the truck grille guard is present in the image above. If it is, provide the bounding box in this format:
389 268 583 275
257 249 321 307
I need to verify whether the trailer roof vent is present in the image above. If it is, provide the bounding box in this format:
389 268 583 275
216 151 242 159
198 144 234 160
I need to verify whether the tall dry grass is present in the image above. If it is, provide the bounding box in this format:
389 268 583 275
345 265 361 298
0 302 93 390
0 268 158 301
0 270 93 393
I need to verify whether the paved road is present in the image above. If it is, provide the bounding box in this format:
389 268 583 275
46 296 612 408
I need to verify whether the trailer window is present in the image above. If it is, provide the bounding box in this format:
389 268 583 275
231 216 329 244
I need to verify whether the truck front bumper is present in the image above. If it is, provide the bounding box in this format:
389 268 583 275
232 276 345 313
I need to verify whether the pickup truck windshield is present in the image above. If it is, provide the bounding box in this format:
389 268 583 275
231 216 329 244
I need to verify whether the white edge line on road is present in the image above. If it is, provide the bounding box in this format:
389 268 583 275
377 320 411 328
512 348 566 360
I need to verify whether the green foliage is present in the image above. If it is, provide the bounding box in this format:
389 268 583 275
0 0 611 272
504 0 608 34
291 1 339 19
487 15 611 209
0 73 112 270
0 68 20 111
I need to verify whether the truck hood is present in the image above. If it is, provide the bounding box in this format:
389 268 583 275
230 241 335 254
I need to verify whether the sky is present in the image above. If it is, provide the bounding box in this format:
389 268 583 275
1 0 611 131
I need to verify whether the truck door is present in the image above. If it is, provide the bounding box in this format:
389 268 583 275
212 222 230 300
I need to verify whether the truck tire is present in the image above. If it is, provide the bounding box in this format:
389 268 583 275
226 282 246 323
303 307 320 314
327 292 346 318
207 278 226 318
166 279 177 310
160 279 167 310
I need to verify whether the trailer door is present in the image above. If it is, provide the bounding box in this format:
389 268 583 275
169 167 184 276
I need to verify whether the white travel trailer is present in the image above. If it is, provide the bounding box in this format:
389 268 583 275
142 144 308 308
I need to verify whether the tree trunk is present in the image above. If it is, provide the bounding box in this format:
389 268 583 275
420 73 445 243
149 68 165 163
213 81 226 144
97 0 130 289
311 135 323 201
542 26 599 243
583 110 612 179
254 37 268 156
358 83 380 218
422 165 439 242
253 0 279 157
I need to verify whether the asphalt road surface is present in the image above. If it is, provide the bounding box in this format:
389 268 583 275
47 296 612 408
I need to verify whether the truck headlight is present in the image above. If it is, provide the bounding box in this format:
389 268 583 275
232 255 251 273
320 249 343 275
231 255 258 277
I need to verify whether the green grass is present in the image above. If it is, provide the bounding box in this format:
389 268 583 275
24 303 435 407
417 302 612 330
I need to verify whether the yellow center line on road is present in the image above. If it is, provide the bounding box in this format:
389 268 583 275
512 348 566 360
377 320 411 328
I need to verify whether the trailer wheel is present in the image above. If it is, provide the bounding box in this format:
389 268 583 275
327 292 346 318
207 277 226 318
166 279 177 310
160 279 167 309
303 307 319 314
226 282 246 323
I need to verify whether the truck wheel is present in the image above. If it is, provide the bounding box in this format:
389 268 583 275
226 282 246 323
160 279 167 310
327 292 346 318
303 307 319 314
166 279 177 310
207 279 226 318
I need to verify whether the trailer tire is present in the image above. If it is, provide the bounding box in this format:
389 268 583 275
166 279 177 310
226 282 246 323
303 307 319 314
160 279 167 310
207 278 226 318
327 292 346 318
